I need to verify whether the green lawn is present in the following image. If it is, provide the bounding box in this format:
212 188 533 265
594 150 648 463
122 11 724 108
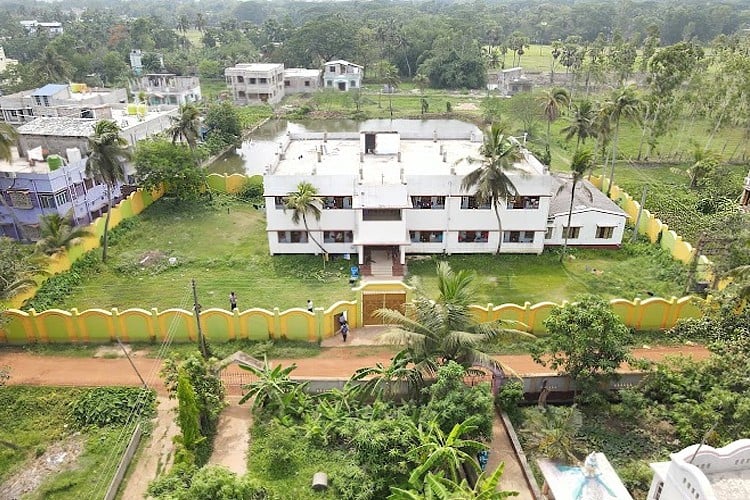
56 199 356 312
407 242 688 305
0 387 134 499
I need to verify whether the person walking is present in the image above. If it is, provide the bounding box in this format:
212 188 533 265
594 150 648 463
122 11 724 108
229 292 238 310
337 313 349 342
307 299 314 312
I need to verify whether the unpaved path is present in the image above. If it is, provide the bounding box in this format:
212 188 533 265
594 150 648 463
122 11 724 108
120 396 179 500
0 345 712 388
208 397 251 475
487 414 534 499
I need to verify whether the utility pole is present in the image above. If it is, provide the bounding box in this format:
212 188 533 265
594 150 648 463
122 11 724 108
631 186 648 243
192 279 209 360
116 336 148 390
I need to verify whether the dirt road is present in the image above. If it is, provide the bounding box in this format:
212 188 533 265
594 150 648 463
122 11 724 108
208 397 252 475
0 345 711 391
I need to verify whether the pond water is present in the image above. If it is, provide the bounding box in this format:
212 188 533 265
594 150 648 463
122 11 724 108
207 118 482 175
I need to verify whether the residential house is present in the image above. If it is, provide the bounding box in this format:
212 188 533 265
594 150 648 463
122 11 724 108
20 21 64 36
225 63 285 105
0 146 119 240
545 175 628 248
0 47 18 73
283 68 322 94
648 439 750 499
131 74 202 106
0 83 127 126
130 50 144 76
323 60 363 91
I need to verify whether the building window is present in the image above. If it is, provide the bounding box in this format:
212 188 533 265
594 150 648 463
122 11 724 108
458 231 489 243
460 196 491 210
274 196 286 209
503 231 535 243
238 90 246 98
322 196 352 209
39 194 55 209
54 189 70 206
507 195 540 210
350 81 357 88
284 80 290 87
8 190 33 209
328 66 335 73
653 481 664 500
237 76 244 83
545 227 553 239
84 178 94 190
248 77 256 84
278 231 308 243
304 80 311 87
363 209 401 221
259 78 267 84
562 226 581 239
411 196 445 209
326 81 333 87
596 226 615 239
409 231 444 243
323 231 353 243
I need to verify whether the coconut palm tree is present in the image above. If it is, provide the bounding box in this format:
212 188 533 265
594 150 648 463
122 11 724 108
168 103 201 149
350 349 425 400
0 123 30 242
383 63 400 118
561 100 595 146
540 88 570 154
36 211 93 256
604 86 641 196
558 149 594 263
0 237 46 300
376 262 533 374
460 123 522 254
85 120 131 262
283 181 327 255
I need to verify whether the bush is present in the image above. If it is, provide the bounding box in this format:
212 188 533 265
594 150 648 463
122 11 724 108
23 251 101 311
70 387 155 427
617 461 654 497
237 180 264 204
496 380 524 420
252 420 301 479
332 464 376 500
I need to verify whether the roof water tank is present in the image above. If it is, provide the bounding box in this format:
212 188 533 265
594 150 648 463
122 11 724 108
47 155 63 171
127 103 137 115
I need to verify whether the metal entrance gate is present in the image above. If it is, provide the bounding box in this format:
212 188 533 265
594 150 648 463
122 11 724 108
361 292 406 325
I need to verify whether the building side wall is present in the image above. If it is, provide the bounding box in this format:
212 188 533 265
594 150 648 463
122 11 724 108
546 210 626 247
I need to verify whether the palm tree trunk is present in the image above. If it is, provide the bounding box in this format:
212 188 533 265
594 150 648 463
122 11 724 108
494 200 503 254
102 185 113 262
560 182 576 263
606 122 620 197
302 214 327 255
0 192 30 242
546 120 552 151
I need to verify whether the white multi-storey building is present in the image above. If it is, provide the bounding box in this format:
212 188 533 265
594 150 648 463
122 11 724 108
263 130 626 276
225 63 285 105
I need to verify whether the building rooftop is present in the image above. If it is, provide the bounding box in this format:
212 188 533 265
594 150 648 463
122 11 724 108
32 84 68 97
706 469 750 499
0 147 74 175
16 106 175 138
325 60 363 68
228 63 283 72
549 175 627 217
271 133 544 184
284 68 321 78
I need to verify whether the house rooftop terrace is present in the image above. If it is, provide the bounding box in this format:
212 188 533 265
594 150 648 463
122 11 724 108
271 133 545 184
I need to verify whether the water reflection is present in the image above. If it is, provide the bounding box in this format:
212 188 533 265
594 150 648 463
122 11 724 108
207 118 482 175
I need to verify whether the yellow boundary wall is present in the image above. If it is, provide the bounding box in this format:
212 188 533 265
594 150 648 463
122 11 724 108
0 292 703 345
205 173 262 194
5 186 165 309
591 175 713 282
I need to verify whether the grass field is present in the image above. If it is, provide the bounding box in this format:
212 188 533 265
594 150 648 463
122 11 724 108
0 387 135 499
56 199 356 312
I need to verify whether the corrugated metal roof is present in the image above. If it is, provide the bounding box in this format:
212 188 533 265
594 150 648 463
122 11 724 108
549 174 627 217
31 84 68 97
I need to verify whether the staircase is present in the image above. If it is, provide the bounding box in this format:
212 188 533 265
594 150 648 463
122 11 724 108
369 250 393 277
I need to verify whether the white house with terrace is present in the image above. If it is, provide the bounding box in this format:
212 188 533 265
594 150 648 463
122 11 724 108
263 129 626 276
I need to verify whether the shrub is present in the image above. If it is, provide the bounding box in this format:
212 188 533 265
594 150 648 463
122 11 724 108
617 461 654 497
495 380 524 420
332 464 376 500
251 420 301 479
23 251 101 311
70 387 155 427
186 465 271 500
